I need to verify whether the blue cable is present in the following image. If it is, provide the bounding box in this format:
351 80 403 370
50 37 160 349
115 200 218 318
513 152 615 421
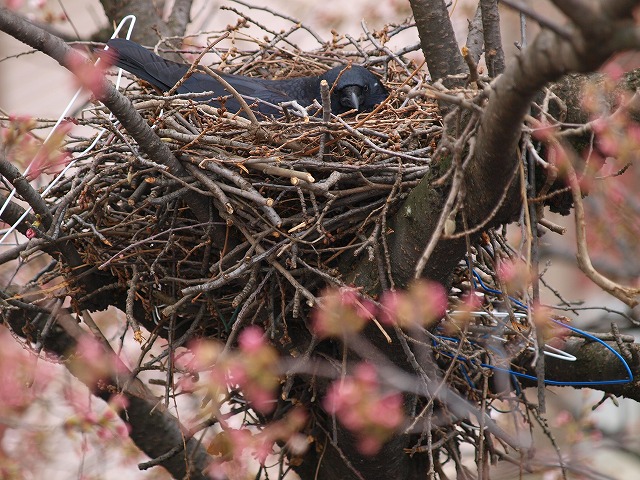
436 267 633 386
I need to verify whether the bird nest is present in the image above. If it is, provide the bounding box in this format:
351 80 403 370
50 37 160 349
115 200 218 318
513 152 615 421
51 14 443 342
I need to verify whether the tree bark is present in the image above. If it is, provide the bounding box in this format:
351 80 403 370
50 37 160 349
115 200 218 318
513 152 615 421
99 0 193 45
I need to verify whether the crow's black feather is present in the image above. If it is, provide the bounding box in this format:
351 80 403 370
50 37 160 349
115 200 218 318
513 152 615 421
103 39 388 116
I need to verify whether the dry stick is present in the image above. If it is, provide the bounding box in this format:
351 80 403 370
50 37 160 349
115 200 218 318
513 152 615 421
381 160 404 290
126 265 142 337
561 140 640 307
199 64 260 126
539 218 566 235
164 312 176 407
610 322 634 364
215 181 274 207
166 31 230 96
155 127 253 149
70 214 110 245
197 157 282 226
148 168 212 196
204 241 249 278
231 220 317 306
354 222 380 256
247 162 315 183
232 265 259 307
165 111 198 135
197 158 262 194
317 79 332 160
184 163 234 214
462 44 480 85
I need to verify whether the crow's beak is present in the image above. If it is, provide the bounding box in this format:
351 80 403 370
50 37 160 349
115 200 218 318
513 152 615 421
340 85 363 111
350 90 360 111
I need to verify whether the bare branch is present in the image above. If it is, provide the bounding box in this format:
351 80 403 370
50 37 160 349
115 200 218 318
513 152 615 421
561 141 640 306
167 0 194 37
480 0 506 76
465 5 484 66
1 293 214 479
408 0 468 86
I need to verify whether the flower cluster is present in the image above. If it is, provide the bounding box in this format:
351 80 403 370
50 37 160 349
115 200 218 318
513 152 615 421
312 281 447 338
324 362 404 454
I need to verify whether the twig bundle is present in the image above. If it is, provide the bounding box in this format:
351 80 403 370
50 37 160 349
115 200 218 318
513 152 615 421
53 14 439 341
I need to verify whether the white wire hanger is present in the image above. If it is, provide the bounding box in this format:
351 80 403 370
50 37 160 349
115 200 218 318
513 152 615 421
0 15 138 245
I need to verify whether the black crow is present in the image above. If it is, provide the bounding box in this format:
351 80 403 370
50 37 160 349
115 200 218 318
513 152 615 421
102 38 388 116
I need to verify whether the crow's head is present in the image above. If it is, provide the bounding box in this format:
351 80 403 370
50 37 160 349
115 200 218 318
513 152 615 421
321 65 388 114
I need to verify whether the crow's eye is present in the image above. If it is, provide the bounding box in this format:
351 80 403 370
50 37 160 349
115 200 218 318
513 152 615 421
364 84 370 92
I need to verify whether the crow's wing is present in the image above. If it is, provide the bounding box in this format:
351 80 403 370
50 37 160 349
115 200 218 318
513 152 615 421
209 74 321 114
105 39 193 91
105 39 317 114
104 39 386 116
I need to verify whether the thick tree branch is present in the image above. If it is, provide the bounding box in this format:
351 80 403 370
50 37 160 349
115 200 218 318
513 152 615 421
480 0 506 76
1 294 214 480
99 0 191 45
531 337 640 401
408 0 468 87
467 0 640 226
0 149 53 228
167 0 194 39
465 5 484 66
